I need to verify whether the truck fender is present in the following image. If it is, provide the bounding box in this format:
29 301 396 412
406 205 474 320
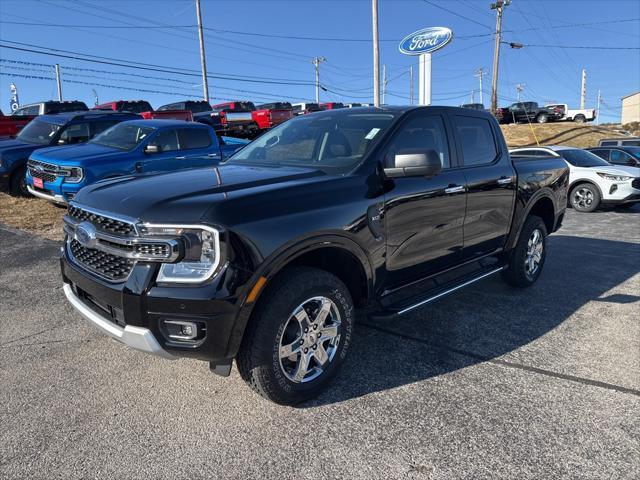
506 189 557 251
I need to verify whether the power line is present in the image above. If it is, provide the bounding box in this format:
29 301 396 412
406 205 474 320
514 44 640 50
421 0 494 32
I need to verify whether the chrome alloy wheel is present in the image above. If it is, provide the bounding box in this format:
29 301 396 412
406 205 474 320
278 296 341 384
525 228 544 278
573 187 594 210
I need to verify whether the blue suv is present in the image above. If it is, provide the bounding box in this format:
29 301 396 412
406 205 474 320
0 110 139 196
26 119 248 204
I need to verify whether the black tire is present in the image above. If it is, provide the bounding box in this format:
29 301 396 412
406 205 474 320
570 183 600 212
9 166 29 197
501 215 548 288
574 114 586 123
536 113 549 124
236 266 354 405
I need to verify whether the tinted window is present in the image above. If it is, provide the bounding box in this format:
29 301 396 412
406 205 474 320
187 102 212 113
120 101 153 113
90 120 120 137
91 123 154 150
59 123 91 144
610 150 632 165
559 149 611 167
292 105 302 112
600 141 617 146
46 102 88 113
179 128 211 149
589 149 609 161
455 115 498 166
622 140 640 146
149 129 179 152
16 118 60 145
386 114 450 168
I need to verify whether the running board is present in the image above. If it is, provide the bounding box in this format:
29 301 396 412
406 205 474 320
369 266 505 320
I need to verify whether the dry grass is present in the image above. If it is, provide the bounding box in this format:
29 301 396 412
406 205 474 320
0 123 633 239
500 122 628 149
0 193 65 240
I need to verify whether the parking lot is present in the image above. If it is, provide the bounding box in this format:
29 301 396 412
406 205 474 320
1 205 638 479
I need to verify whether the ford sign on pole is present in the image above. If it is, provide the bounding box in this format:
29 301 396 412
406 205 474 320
399 27 453 105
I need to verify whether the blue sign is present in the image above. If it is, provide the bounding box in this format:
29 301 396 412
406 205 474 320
399 27 453 56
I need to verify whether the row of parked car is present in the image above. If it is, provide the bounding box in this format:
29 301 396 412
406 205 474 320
461 101 597 124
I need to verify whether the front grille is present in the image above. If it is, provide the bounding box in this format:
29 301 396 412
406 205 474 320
69 239 135 281
135 243 170 257
68 205 136 236
28 159 58 183
632 178 640 189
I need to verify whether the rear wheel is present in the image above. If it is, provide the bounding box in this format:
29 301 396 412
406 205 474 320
9 166 29 197
501 215 548 288
236 267 354 405
570 183 600 212
574 114 586 123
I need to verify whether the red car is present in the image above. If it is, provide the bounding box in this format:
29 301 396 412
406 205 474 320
319 102 345 110
0 109 35 138
95 100 193 121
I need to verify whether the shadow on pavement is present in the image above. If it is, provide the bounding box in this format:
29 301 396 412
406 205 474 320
306 234 640 407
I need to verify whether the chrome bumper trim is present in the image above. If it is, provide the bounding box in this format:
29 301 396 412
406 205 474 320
63 283 174 359
27 185 67 205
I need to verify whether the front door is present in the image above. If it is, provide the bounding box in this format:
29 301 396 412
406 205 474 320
383 111 467 287
139 128 183 173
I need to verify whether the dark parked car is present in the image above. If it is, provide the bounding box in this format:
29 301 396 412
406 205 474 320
588 146 640 167
60 106 568 405
0 111 139 195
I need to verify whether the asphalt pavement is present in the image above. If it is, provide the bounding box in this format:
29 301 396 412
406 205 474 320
1 205 638 479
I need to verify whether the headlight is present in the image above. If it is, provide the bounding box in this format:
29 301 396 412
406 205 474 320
140 224 221 284
597 172 632 182
62 167 84 183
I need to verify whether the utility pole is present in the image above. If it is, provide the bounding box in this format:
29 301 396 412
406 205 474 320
409 66 414 105
490 0 510 113
474 67 486 106
372 0 380 107
312 57 326 103
596 89 601 125
54 64 62 101
195 0 210 102
516 83 525 102
471 90 475 104
580 68 587 109
382 64 387 105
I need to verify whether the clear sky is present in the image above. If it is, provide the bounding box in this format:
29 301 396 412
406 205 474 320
0 0 638 123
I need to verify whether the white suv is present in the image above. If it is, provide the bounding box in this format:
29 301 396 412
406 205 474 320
510 146 640 212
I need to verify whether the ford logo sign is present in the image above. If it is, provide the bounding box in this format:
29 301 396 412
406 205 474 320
399 27 453 55
75 222 97 249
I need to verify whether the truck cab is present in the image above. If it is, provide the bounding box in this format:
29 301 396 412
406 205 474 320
12 100 89 116
26 120 248 205
0 110 138 196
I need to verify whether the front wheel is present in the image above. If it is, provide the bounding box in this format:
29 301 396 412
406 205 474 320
501 215 548 288
536 113 549 123
570 183 600 212
9 166 29 196
236 267 354 405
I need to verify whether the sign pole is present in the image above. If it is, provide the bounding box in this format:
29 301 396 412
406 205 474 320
418 53 432 106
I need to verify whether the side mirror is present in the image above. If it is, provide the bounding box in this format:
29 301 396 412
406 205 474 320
145 144 160 154
58 138 67 145
384 149 443 178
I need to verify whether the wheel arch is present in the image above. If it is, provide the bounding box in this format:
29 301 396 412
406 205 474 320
569 178 603 200
507 190 557 251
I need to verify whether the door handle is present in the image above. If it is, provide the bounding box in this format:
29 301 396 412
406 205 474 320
175 156 187 160
497 177 513 185
444 185 465 194
208 153 220 158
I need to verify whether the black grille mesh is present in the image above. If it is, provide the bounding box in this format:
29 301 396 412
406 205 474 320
70 239 135 281
632 178 640 189
68 205 135 236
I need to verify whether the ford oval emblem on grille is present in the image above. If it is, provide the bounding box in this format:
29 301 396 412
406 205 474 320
34 165 45 172
75 222 97 249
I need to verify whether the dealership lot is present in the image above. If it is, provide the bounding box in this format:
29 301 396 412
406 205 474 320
0 206 638 480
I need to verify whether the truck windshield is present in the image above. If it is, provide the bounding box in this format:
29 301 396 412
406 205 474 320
559 149 611 168
17 118 61 145
225 110 397 174
91 123 154 150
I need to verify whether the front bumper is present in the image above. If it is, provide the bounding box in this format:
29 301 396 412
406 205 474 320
27 185 68 204
61 245 246 363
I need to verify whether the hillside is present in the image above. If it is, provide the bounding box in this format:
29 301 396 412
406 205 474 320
500 122 629 149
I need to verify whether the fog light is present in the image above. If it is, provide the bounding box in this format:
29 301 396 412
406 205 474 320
610 184 618 194
163 320 200 341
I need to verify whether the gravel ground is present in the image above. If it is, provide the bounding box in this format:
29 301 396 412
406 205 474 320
0 206 638 479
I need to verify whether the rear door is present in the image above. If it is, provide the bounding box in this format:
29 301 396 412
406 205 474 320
383 110 467 286
177 127 220 166
452 112 516 259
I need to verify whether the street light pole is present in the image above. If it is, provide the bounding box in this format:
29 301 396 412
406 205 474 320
54 64 62 101
372 0 380 107
195 0 210 102
409 66 414 105
474 67 486 106
490 0 510 113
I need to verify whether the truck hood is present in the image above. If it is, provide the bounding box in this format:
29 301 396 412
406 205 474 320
0 138 42 158
73 164 323 223
29 143 123 166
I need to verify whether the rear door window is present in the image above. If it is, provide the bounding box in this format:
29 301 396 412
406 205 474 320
385 113 450 168
621 140 640 146
600 141 617 146
454 115 498 166
178 128 212 149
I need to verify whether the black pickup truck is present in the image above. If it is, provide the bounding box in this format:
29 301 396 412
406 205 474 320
497 101 563 124
60 106 568 404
